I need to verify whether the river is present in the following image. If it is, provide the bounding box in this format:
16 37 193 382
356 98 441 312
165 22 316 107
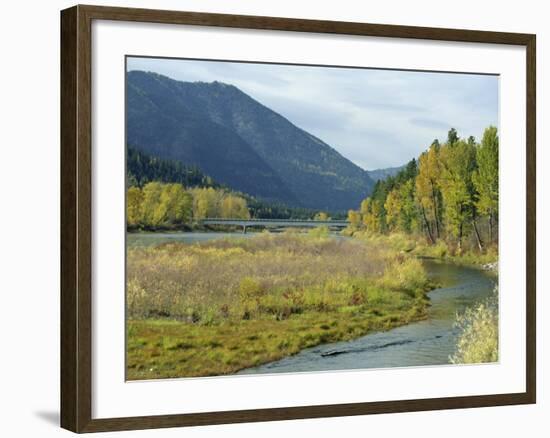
239 260 496 374
127 231 257 247
127 231 497 373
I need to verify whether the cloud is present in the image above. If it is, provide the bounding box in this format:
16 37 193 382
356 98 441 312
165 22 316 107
127 57 498 170
409 117 452 130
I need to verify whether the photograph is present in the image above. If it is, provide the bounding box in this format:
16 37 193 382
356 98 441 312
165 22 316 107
0 0 542 435
125 56 500 380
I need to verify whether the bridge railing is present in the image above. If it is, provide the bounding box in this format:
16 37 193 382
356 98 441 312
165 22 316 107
200 218 349 224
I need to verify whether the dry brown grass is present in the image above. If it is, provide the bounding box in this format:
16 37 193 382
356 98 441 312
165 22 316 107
126 233 433 379
127 233 393 321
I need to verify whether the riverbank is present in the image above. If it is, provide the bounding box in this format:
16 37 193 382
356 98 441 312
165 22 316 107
126 232 434 379
346 230 498 269
238 259 497 374
127 223 243 233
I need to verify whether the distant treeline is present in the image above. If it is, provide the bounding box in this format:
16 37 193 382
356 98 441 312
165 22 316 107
348 127 499 252
126 147 344 225
127 147 221 189
245 198 345 221
127 183 251 229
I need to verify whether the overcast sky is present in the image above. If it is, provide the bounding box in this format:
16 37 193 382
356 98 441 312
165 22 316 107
127 57 498 171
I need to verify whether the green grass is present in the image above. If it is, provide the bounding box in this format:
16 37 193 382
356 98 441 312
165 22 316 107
128 296 429 379
444 249 498 267
126 233 433 379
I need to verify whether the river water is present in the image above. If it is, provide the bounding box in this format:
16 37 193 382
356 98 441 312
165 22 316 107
126 231 256 247
239 260 496 374
127 232 497 373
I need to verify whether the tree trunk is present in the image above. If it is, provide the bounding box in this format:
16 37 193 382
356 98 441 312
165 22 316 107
421 206 435 244
433 203 440 238
472 217 484 252
457 223 463 254
431 184 440 238
489 212 493 243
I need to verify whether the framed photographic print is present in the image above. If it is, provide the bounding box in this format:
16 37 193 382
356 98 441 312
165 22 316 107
60 4 536 433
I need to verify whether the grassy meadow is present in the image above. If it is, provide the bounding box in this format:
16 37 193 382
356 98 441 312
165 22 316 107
127 232 434 379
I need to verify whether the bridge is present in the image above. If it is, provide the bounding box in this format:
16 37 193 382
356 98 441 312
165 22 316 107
200 218 350 233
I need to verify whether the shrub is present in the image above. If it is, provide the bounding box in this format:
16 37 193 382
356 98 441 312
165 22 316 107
379 257 427 291
450 287 499 364
340 227 355 237
431 240 448 258
387 233 416 252
239 277 264 301
308 226 330 239
199 307 218 326
450 246 498 266
414 240 448 258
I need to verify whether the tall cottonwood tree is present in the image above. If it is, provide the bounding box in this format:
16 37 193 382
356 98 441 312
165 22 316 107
141 182 164 226
439 139 478 252
397 179 419 233
416 143 443 243
159 184 193 225
386 160 418 233
347 209 362 228
192 187 222 219
473 126 499 243
384 188 401 232
221 195 250 219
127 186 143 227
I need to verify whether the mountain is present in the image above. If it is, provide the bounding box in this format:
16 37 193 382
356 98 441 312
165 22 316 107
367 165 406 182
126 72 296 205
127 147 335 220
127 71 375 211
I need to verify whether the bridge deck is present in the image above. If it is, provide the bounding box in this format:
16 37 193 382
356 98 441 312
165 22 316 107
201 218 349 228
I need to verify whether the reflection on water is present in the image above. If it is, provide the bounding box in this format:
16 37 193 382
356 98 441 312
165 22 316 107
238 260 496 374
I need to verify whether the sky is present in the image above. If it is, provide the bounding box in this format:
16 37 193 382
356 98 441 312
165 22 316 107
127 57 499 171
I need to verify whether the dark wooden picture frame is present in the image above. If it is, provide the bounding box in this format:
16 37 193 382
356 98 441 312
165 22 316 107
61 4 536 433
